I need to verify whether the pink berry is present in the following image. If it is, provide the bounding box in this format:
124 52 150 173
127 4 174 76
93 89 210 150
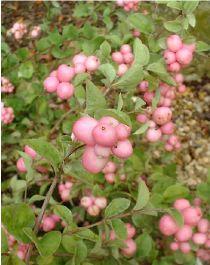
58 184 65 193
87 205 100 216
193 233 207 245
168 135 179 146
193 197 202 207
136 114 148 123
94 145 111 158
176 48 193 65
99 116 119 127
205 240 210 248
65 181 73 189
112 52 124 64
72 54 87 65
74 63 86 74
24 145 36 159
117 64 128 76
173 198 190 211
73 116 98 145
92 124 117 147
115 124 131 140
133 29 141 37
182 207 202 226
160 122 175 135
57 64 75 82
102 161 116 174
197 219 209 233
112 139 133 159
179 242 191 253
56 82 74 100
168 62 181 72
43 76 59 93
110 230 116 241
178 85 186 93
49 70 57 77
183 43 196 53
42 217 55 232
104 173 115 184
82 146 108 174
121 239 137 257
165 143 173 152
123 53 134 64
174 73 184 84
120 44 132 55
175 225 193 242
81 196 93 208
166 35 183 52
125 223 136 239
94 197 107 209
143 91 154 105
60 189 70 202
146 128 162 142
138 81 149 92
148 120 156 128
51 214 60 223
163 50 176 64
16 157 27 173
159 214 178 236
170 242 179 251
152 107 172 125
85 56 100 71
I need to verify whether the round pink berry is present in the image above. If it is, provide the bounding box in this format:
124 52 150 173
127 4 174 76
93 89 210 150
138 81 149 92
152 107 172 125
74 63 86 74
136 114 148 123
176 48 193 65
42 217 56 232
179 242 191 253
123 53 134 64
72 54 87 65
99 116 119 127
87 205 100 216
175 225 193 242
146 128 162 142
168 62 181 72
16 157 27 173
43 76 59 93
104 173 115 184
160 122 175 135
81 196 93 208
117 64 128 76
24 145 36 159
193 233 207 245
111 139 133 159
170 242 179 251
166 35 183 52
163 50 176 64
159 214 178 236
92 123 118 147
85 56 100 72
120 44 132 55
115 124 131 140
102 161 116 174
173 198 190 211
56 82 74 100
112 52 124 64
121 239 137 257
94 197 107 209
197 219 209 233
182 207 202 226
94 145 111 158
57 64 75 82
125 223 136 239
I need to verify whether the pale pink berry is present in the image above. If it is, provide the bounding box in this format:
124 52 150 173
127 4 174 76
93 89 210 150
165 90 175 100
73 116 98 145
165 143 173 152
16 157 27 173
115 124 131 140
110 230 116 240
193 233 207 245
125 223 136 239
87 205 100 216
120 44 132 55
182 207 202 226
72 54 87 65
178 84 186 93
49 70 57 77
123 53 134 64
60 189 70 202
183 43 196 53
117 64 128 76
176 48 193 65
58 184 65 193
179 242 191 253
94 197 107 209
94 145 111 158
168 135 179 146
43 76 59 93
197 219 209 233
138 81 149 92
146 128 162 142
159 214 178 236
166 35 183 52
65 181 73 189
148 120 156 128
136 114 148 123
121 239 137 257
175 225 193 242
168 62 181 72
85 56 100 71
24 145 36 159
163 50 176 64
120 174 126 181
170 242 179 251
42 217 56 232
112 139 133 159
116 0 124 7
1 106 15 124
112 52 124 64
193 197 202 207
162 98 172 107
160 122 175 135
173 198 190 211
51 214 60 223
81 196 93 208
17 250 26 260
143 91 154 105
152 107 172 125
92 124 117 147
104 173 115 184
56 82 74 100
102 161 116 174
82 146 108 174
74 63 86 74
205 240 210 248
133 29 141 37
99 116 119 127
174 73 184 84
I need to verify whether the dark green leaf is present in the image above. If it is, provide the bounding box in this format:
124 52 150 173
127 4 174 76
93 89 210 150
99 64 116 83
133 38 150 66
134 180 150 210
53 205 73 225
136 233 152 258
128 13 155 34
105 198 130 217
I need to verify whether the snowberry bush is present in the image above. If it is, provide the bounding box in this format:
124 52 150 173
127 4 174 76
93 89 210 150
1 1 210 265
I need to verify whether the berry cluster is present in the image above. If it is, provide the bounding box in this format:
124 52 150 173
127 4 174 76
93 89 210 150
116 0 140 12
30 25 41 39
164 35 195 73
80 195 107 216
103 223 137 257
40 214 60 232
9 22 27 40
43 54 100 100
1 104 15 125
72 116 133 173
112 44 134 76
16 145 37 173
159 198 210 261
1 77 15 93
58 181 73 202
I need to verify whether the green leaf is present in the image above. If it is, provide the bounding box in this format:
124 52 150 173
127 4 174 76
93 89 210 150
133 38 150 66
38 231 62 256
18 61 34 79
105 198 130 217
187 13 196 27
62 235 79 254
62 24 78 40
114 64 143 90
16 48 29 61
51 46 73 59
100 40 111 60
133 123 149 135
136 233 152 258
86 80 107 113
117 93 123 111
2 203 35 243
152 88 161 109
95 108 132 127
134 180 150 210
134 98 146 111
53 205 73 225
111 219 127 240
164 20 182 33
196 41 210 52
163 184 189 202
167 208 184 228
1 228 8 252
99 63 116 83
166 1 182 10
73 73 89 87
128 13 155 34
28 195 45 204
196 182 210 203
36 37 51 52
77 229 99 242
25 138 61 168
183 1 199 14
